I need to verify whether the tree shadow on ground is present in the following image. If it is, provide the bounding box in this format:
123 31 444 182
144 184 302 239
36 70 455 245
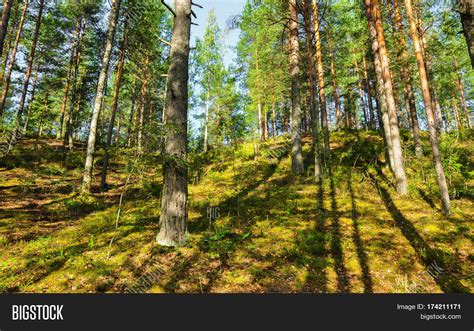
347 170 373 293
368 171 470 293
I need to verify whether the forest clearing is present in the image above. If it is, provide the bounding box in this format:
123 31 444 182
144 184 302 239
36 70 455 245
0 0 473 294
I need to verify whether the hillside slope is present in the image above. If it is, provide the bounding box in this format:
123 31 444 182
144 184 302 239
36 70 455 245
0 131 472 293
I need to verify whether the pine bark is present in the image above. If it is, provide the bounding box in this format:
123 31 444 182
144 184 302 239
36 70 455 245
368 0 408 195
392 0 422 156
0 0 28 116
365 0 395 170
289 0 304 175
0 0 13 57
302 1 321 181
405 0 451 214
313 0 330 162
157 0 192 247
459 0 474 68
81 0 120 193
16 0 44 126
101 25 128 189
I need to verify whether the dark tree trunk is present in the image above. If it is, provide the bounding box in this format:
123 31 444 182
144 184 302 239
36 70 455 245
0 0 13 57
157 0 192 247
459 0 474 68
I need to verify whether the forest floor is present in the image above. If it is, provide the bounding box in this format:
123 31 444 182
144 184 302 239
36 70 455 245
0 130 473 293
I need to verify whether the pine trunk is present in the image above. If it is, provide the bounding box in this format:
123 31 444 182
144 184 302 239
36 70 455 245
0 0 13 57
405 0 451 214
157 0 192 247
393 0 422 156
81 0 120 193
302 2 321 181
459 0 474 68
101 25 128 189
289 0 304 175
0 0 29 116
16 0 44 126
365 0 395 170
313 0 330 162
369 0 408 195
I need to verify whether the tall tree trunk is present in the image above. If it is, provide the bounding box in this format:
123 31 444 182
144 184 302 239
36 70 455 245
313 0 330 162
459 0 474 68
367 0 408 195
302 2 321 180
0 0 28 116
16 0 44 127
329 44 341 130
101 24 128 190
454 59 472 128
81 0 120 193
392 0 422 156
289 0 304 175
157 0 192 247
58 18 82 139
0 0 18 86
0 0 13 57
405 0 451 215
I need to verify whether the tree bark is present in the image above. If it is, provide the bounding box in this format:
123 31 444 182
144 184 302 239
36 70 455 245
313 0 330 162
289 0 304 175
365 0 395 170
101 24 128 189
81 0 120 193
16 0 44 127
459 0 474 68
367 0 408 195
157 0 192 247
405 0 451 214
0 0 28 116
392 0 422 156
302 1 321 181
0 0 13 58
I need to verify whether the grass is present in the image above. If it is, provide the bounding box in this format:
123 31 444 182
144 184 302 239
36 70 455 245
0 131 472 293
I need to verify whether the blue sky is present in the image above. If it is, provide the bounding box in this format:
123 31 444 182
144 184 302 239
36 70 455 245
190 0 247 65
